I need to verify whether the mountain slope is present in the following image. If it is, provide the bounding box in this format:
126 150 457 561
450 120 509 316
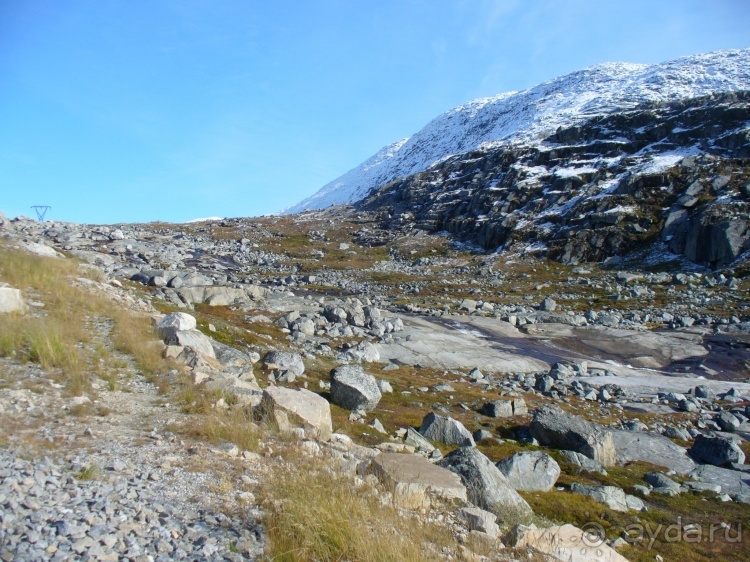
285 48 750 214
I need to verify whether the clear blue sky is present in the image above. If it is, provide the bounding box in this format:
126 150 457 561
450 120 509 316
1 1 748 224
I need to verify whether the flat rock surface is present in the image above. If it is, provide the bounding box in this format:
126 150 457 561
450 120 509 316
366 453 467 509
610 429 697 475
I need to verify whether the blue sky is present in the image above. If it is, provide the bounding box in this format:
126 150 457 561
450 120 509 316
1 1 748 224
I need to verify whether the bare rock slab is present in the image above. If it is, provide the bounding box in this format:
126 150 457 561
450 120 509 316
257 386 332 441
366 453 467 509
530 404 616 467
510 523 629 562
611 429 696 475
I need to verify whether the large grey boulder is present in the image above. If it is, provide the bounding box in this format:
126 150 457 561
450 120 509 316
0 287 28 314
436 447 532 521
156 312 197 339
419 412 475 447
365 453 467 509
530 405 616 467
264 351 305 379
610 429 696 475
257 386 332 441
496 451 560 492
689 433 746 467
570 483 628 512
330 365 382 412
165 329 216 359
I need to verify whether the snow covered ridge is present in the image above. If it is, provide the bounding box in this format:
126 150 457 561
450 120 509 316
284 48 750 214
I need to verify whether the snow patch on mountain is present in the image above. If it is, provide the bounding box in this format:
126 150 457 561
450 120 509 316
284 48 750 214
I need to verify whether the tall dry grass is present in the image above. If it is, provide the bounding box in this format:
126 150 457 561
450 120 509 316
0 243 169 394
262 451 454 562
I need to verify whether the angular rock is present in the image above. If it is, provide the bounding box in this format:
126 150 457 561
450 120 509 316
644 472 680 492
496 451 560 492
570 483 628 512
165 330 216 359
0 287 28 314
455 507 499 537
403 427 436 453
419 412 475 447
257 387 332 441
689 464 750 498
480 397 527 418
689 433 746 467
157 312 198 339
717 411 741 432
365 453 467 509
345 340 380 363
436 447 532 521
330 365 382 412
530 405 616 467
511 524 629 562
264 351 305 378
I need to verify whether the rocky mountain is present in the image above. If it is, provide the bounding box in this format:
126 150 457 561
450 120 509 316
286 49 750 268
286 48 750 215
360 91 750 268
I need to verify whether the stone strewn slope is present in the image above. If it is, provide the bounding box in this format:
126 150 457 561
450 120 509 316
359 92 750 268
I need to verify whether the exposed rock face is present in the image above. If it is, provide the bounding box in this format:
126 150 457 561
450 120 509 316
436 447 532 521
496 451 560 492
359 92 750 268
610 429 696 475
689 433 746 466
510 523 630 562
419 412 475 447
365 453 467 509
329 365 382 412
530 405 616 467
0 287 28 314
257 387 332 441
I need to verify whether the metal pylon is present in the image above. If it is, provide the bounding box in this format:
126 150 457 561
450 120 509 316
31 206 51 221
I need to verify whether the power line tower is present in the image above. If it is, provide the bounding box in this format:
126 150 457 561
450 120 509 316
31 206 51 221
